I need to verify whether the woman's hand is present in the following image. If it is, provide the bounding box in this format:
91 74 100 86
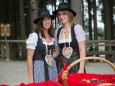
52 45 60 58
77 69 85 73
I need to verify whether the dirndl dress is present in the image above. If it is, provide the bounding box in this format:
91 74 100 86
26 32 58 83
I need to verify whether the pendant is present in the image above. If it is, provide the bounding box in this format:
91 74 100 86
62 47 73 59
45 55 53 66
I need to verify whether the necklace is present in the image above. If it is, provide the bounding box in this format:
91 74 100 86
62 28 73 59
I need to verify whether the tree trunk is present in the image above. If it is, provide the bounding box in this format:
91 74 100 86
110 0 114 40
93 0 98 57
103 0 111 40
110 0 115 60
87 0 93 40
103 0 111 60
19 0 26 60
93 0 98 40
25 0 32 37
29 0 38 31
86 0 94 59
19 0 26 39
71 0 83 26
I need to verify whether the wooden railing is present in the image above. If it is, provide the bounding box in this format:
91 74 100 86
0 40 26 61
86 40 115 62
0 40 115 61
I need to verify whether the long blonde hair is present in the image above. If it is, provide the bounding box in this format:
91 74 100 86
66 10 76 25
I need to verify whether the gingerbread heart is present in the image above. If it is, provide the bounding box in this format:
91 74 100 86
45 55 53 66
62 47 73 59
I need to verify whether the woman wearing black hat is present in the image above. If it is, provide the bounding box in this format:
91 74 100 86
26 8 57 83
53 2 86 73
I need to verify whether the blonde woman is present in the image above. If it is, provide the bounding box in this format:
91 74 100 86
53 2 86 73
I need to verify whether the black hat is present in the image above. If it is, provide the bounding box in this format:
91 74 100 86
34 8 55 24
53 2 76 16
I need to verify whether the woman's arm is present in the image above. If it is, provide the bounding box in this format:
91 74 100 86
53 45 60 58
78 40 86 73
53 28 60 58
27 48 35 83
26 32 38 83
74 24 86 73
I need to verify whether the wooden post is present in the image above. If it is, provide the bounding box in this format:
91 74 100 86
5 42 10 61
1 43 5 59
0 23 11 60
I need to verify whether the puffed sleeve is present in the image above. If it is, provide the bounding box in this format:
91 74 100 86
26 32 38 49
74 24 86 42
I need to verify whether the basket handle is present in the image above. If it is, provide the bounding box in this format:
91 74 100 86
67 56 115 71
62 57 115 86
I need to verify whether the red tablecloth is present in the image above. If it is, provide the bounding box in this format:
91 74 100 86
59 73 115 86
20 80 62 86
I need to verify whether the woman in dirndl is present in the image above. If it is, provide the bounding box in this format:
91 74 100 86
53 2 86 73
26 8 57 83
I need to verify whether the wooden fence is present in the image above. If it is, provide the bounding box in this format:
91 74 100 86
0 40 26 61
0 40 115 62
86 40 115 62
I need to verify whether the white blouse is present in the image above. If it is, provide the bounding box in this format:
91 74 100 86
54 24 86 45
26 32 54 49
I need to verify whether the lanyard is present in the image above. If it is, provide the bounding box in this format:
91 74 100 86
45 44 51 55
39 33 52 55
62 28 71 47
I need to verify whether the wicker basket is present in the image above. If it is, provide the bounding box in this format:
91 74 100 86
62 57 115 86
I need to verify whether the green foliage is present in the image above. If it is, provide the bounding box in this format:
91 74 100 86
98 27 104 40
